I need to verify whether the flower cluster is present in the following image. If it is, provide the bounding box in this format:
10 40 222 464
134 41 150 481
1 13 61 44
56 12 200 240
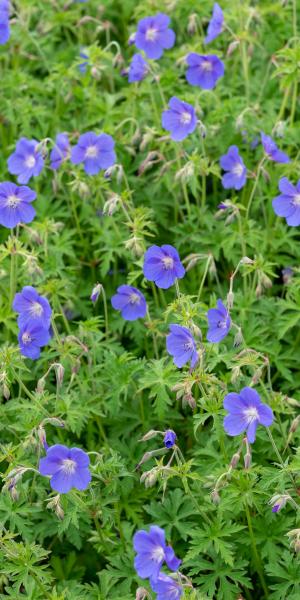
13 286 52 360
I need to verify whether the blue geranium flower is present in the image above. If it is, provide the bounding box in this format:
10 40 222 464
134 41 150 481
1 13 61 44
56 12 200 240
111 285 147 321
261 132 290 163
220 146 247 190
133 525 181 580
162 97 197 141
39 444 91 493
18 321 51 360
150 572 183 600
128 53 149 82
135 13 175 60
223 387 274 443
207 299 231 343
7 138 44 184
272 177 300 227
0 0 10 45
205 3 224 44
143 244 185 289
186 53 224 90
50 133 70 170
71 132 116 175
0 182 36 228
13 286 52 328
166 324 198 368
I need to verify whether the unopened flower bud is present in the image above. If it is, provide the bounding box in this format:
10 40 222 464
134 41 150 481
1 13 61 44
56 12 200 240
90 283 102 303
163 429 177 448
251 367 263 385
233 328 243 348
289 415 300 434
227 291 234 309
2 383 10 400
139 430 159 442
103 193 120 216
55 364 65 386
240 256 254 265
141 470 158 488
244 452 251 469
269 493 290 513
230 452 241 469
211 489 221 504
231 366 241 383
187 13 197 35
182 392 196 410
227 40 240 57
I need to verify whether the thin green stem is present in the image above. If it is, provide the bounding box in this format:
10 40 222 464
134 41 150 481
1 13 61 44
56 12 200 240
245 504 269 598
196 256 211 302
246 158 265 220
100 286 109 339
146 309 159 359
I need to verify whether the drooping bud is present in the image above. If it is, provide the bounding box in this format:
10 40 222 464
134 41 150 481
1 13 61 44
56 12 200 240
47 494 64 520
233 328 243 348
211 489 221 504
227 40 240 57
227 290 234 309
139 430 159 442
136 587 150 600
140 469 158 488
163 430 177 449
187 13 197 35
269 493 291 513
230 452 241 469
244 452 251 469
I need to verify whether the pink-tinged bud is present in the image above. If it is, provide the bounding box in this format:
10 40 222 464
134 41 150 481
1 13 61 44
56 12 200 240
227 40 240 57
244 452 251 469
37 426 48 450
240 256 254 265
289 416 300 434
140 469 158 488
182 392 196 410
269 493 290 513
233 328 243 348
47 494 64 520
55 364 65 386
136 587 150 600
211 489 221 504
230 452 241 469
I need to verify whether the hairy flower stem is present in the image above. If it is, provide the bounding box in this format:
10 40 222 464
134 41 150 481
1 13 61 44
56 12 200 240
266 427 297 490
246 158 265 220
175 279 181 299
100 286 109 339
196 255 211 302
175 448 210 524
9 229 19 311
146 309 159 359
245 504 269 598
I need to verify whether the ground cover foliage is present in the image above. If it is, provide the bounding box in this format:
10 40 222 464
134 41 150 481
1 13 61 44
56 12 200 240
0 0 300 598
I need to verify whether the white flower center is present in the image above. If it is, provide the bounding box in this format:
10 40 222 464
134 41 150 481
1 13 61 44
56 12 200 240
22 332 32 344
244 407 259 423
232 163 244 177
25 155 36 168
201 60 213 71
218 319 227 329
85 145 98 158
7 194 21 208
152 546 165 562
184 341 194 351
30 301 43 317
61 458 77 475
146 27 158 41
180 111 192 125
293 194 300 206
129 292 140 304
162 256 174 269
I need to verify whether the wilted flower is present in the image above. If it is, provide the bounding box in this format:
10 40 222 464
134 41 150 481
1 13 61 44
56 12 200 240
13 286 52 328
7 138 44 184
162 97 197 141
163 429 177 448
166 324 198 368
186 53 224 90
150 572 182 599
220 146 247 190
261 132 290 163
143 244 185 289
135 13 175 60
111 285 147 321
204 3 224 44
272 177 300 226
223 387 274 443
71 132 116 175
207 299 231 343
18 322 51 360
39 444 91 494
50 133 70 170
133 525 181 580
0 182 36 228
128 53 149 82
